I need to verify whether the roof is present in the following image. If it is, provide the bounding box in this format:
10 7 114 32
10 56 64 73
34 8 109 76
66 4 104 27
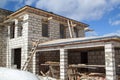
38 35 120 47
7 5 89 27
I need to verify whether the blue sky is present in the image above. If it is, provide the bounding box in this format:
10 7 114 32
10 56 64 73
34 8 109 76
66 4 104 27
1 0 120 37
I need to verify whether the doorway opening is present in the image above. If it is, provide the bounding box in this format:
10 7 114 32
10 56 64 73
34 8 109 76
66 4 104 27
12 48 21 69
80 51 88 72
81 52 88 64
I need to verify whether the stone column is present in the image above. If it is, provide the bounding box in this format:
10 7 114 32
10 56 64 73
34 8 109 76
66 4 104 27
105 42 117 80
6 26 10 68
14 19 18 38
60 49 68 80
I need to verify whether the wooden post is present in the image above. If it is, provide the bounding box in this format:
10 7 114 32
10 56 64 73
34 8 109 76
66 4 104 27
67 20 73 38
70 21 75 38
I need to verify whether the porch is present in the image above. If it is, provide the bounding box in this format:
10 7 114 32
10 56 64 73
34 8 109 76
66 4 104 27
35 36 120 80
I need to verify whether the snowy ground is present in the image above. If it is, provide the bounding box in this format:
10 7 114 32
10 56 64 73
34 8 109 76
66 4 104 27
38 76 57 80
0 67 39 80
0 67 57 80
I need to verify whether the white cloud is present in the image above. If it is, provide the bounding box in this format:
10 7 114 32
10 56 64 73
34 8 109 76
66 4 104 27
103 30 120 36
36 0 120 21
1 0 120 21
0 0 35 10
109 19 120 26
0 0 7 7
86 31 98 37
0 0 24 10
109 13 120 26
25 0 36 5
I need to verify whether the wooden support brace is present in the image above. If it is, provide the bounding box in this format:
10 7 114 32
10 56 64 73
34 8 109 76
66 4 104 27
67 20 73 38
70 21 75 38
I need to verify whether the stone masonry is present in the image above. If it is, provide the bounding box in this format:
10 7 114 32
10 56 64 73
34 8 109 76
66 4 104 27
26 13 85 72
3 6 86 73
0 8 12 67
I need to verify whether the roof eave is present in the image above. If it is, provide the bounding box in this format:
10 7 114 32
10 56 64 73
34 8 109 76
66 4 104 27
7 5 89 27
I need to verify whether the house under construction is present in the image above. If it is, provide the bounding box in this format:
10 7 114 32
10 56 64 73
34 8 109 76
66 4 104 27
0 5 120 80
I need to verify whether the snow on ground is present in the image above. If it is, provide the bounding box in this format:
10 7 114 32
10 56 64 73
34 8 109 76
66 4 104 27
0 67 39 80
0 67 57 80
38 76 57 80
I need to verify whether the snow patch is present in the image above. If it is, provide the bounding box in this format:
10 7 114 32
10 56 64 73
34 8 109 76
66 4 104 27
0 67 39 80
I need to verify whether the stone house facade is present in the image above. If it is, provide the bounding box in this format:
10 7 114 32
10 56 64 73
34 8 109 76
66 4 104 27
0 6 120 80
0 6 88 72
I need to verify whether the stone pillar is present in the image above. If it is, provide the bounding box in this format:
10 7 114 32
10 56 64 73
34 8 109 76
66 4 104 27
14 19 18 38
6 26 10 68
105 42 117 80
60 49 68 80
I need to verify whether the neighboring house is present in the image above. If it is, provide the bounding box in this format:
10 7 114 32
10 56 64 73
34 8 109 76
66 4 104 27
0 5 120 80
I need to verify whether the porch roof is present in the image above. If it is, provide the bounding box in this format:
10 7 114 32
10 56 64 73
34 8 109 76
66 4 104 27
36 35 120 51
38 35 120 47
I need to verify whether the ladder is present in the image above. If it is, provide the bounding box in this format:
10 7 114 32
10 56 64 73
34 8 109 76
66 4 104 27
21 39 40 71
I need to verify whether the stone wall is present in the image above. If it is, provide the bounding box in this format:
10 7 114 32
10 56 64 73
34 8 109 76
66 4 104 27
0 9 12 67
6 14 29 68
0 26 8 66
5 11 86 72
27 13 85 72
36 51 60 74
88 50 105 65
0 8 12 22
68 49 105 65
115 48 120 74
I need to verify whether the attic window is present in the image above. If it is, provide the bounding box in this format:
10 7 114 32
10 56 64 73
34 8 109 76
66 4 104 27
42 19 49 37
10 22 15 39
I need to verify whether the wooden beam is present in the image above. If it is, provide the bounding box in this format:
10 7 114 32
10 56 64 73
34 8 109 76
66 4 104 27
0 22 11 26
70 21 75 38
67 20 73 38
4 16 23 23
48 17 53 20
84 27 94 32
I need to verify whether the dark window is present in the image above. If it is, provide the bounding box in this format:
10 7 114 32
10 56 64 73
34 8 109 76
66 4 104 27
42 23 49 37
60 24 66 38
10 22 15 39
74 27 79 37
80 52 88 72
81 52 88 64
